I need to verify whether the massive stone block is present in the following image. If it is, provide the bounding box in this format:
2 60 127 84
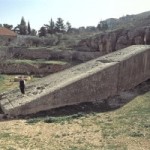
0 45 150 116
99 45 150 91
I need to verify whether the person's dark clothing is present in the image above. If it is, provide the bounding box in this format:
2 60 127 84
19 79 25 94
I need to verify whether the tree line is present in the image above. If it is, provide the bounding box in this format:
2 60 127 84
39 18 72 37
0 17 108 36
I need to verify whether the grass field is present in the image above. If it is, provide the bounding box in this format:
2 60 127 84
0 84 149 149
0 74 39 93
0 75 19 93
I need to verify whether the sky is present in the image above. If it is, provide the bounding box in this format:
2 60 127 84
0 0 150 30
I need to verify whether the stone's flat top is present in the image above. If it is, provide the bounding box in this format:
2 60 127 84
0 45 150 113
98 45 150 62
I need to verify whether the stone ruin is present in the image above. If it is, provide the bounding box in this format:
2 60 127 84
0 45 150 116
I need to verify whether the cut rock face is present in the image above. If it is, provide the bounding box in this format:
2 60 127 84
0 45 150 116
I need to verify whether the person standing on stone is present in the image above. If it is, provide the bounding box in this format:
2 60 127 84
19 76 25 94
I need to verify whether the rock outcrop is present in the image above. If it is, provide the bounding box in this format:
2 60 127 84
77 26 150 54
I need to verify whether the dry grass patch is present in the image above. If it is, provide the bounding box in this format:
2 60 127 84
0 117 103 150
0 75 18 93
0 74 39 93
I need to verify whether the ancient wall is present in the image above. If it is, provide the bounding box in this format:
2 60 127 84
1 45 150 116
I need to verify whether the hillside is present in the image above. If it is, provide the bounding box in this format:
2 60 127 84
106 11 150 30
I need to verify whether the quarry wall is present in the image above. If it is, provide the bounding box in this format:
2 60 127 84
77 26 150 53
0 45 150 116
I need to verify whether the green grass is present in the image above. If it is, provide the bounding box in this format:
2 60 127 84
24 91 150 149
0 75 5 82
0 131 30 149
28 47 48 50
95 91 150 140
6 59 67 65
26 112 85 124
0 46 7 49
0 75 20 93
0 74 38 93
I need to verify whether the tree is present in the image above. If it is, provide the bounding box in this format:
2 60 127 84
44 18 55 34
20 17 28 35
3 24 13 30
97 20 108 31
38 26 47 37
55 18 65 33
66 21 72 32
27 22 31 35
30 29 37 36
14 17 28 35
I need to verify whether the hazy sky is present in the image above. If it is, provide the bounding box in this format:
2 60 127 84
0 0 150 30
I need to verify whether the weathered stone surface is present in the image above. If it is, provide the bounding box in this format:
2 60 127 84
0 45 150 116
144 27 150 44
134 36 143 44
0 62 69 76
77 26 150 54
0 114 4 120
115 35 129 50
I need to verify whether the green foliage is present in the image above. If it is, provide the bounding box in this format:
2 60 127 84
25 118 42 124
42 36 59 46
14 16 28 35
44 18 56 34
55 18 65 33
3 24 13 30
26 112 85 124
38 26 47 37
66 21 72 32
44 112 84 123
30 29 37 36
20 17 28 35
97 20 108 31
22 35 41 47
27 22 31 35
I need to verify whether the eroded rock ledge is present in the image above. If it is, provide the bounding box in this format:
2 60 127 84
77 26 150 53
